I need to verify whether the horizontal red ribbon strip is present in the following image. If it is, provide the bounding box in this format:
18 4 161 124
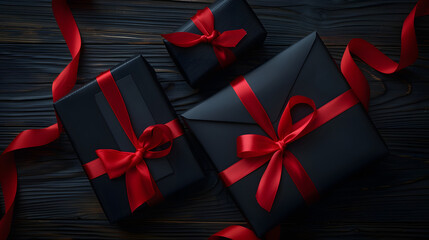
162 7 247 68
82 70 184 212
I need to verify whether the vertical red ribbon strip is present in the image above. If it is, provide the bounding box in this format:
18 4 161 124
0 0 81 239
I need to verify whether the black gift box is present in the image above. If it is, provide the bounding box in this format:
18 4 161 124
163 0 266 88
54 55 204 222
182 32 388 237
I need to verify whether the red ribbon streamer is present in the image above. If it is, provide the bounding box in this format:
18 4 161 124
82 70 184 212
0 0 80 239
219 76 359 212
341 0 429 110
162 7 247 68
213 0 428 239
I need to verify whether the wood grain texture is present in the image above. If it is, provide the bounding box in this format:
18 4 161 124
0 0 428 239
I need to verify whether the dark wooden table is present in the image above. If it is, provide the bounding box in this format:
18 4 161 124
1 0 428 239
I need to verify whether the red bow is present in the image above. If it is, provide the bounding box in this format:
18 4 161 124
81 70 184 212
162 7 247 67
220 77 320 212
96 123 174 212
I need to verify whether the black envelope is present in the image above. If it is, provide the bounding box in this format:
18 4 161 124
54 55 204 222
182 32 388 237
163 0 266 88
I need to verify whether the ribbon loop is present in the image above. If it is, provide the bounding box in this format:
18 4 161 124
162 7 247 67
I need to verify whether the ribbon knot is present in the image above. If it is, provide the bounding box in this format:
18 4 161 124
162 7 247 67
130 147 145 168
202 29 220 43
275 140 286 151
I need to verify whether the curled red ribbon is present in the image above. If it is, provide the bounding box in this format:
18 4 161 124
0 0 80 239
341 0 429 110
82 70 184 212
162 7 247 67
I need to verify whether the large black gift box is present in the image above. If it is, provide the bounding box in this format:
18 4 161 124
163 0 266 88
54 55 204 222
182 32 388 236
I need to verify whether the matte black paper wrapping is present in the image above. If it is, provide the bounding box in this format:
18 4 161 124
54 55 204 222
163 0 266 88
182 32 388 237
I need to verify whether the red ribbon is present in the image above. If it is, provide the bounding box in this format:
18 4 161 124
341 0 429 110
81 70 184 212
0 0 80 239
162 7 247 68
219 76 359 212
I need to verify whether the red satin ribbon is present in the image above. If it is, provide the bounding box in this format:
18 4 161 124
213 1 428 239
162 7 247 68
341 0 429 110
82 70 184 212
0 0 80 239
219 76 359 212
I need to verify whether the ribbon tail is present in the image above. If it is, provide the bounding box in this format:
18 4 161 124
126 161 156 212
256 151 284 212
162 32 203 47
282 151 319 205
213 46 236 68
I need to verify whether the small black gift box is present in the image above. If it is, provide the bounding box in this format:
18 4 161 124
54 55 204 222
163 0 266 88
182 32 388 237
